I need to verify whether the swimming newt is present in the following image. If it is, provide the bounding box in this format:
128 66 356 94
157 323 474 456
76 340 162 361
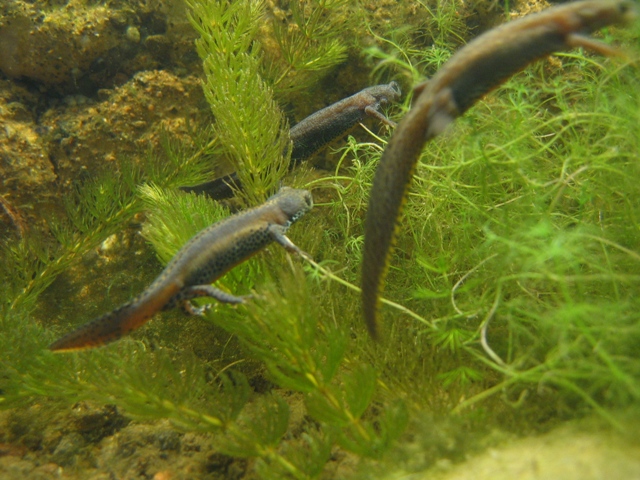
50 187 313 352
289 81 401 161
362 0 635 339
182 82 401 199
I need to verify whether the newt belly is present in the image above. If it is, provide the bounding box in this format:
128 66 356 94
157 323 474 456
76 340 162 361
361 0 635 339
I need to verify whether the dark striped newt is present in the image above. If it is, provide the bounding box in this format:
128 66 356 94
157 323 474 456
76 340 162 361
182 82 401 199
362 0 635 339
50 187 313 352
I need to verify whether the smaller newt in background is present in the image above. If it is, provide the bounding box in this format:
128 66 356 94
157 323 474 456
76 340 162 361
288 81 401 162
182 82 401 199
362 0 636 339
50 187 313 352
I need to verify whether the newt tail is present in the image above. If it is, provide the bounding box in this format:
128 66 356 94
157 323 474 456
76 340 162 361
361 0 635 339
48 282 182 352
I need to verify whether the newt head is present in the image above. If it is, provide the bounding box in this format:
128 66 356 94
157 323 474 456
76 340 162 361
364 81 402 107
270 187 314 225
380 81 402 105
570 0 636 30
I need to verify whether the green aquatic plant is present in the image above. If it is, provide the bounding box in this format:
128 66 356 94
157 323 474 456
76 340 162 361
0 133 229 412
1 177 405 477
187 0 290 205
330 46 640 427
2 1 398 476
186 0 351 205
265 0 349 95
364 0 469 85
1 126 215 316
139 183 229 263
3 2 639 478
139 183 264 300
1 163 141 315
145 123 221 188
137 184 407 472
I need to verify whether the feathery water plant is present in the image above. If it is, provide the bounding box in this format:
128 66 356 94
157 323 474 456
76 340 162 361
2 125 216 316
139 183 264 300
364 0 469 85
2 2 639 478
185 0 351 205
186 0 290 205
139 183 229 264
265 0 349 95
332 46 640 422
2 162 141 314
134 184 407 473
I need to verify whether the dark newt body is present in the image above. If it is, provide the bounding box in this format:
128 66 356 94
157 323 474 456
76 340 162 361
289 81 400 160
182 82 401 199
362 0 635 339
50 187 313 352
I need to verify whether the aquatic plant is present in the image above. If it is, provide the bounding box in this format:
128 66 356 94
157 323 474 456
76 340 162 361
364 0 469 86
1 1 638 478
265 0 349 95
186 0 288 205
330 35 640 430
1 0 399 476
186 0 348 205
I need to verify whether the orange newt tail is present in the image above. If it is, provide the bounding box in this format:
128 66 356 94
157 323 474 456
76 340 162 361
361 0 636 339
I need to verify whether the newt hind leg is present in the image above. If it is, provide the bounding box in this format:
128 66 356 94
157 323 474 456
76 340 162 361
166 285 250 316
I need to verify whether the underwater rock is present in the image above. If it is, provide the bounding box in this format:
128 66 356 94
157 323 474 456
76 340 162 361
0 79 54 198
50 432 85 467
0 68 208 239
397 421 640 480
0 0 197 94
39 70 208 188
0 1 133 87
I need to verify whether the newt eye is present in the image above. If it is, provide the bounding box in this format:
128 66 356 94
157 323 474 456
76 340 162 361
618 0 633 15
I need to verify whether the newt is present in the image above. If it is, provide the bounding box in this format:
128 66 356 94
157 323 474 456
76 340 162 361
50 187 313 352
361 0 635 339
289 81 401 161
182 82 401 199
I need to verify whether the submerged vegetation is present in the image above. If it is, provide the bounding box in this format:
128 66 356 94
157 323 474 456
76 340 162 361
1 0 640 478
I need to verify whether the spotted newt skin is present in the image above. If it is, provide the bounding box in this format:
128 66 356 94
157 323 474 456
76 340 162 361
50 187 313 352
183 82 402 199
289 81 401 162
362 0 636 339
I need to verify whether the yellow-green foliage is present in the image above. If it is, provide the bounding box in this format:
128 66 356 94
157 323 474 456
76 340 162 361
265 0 349 94
330 38 640 429
365 0 469 86
2 162 141 315
187 0 290 205
135 184 408 474
185 0 348 205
